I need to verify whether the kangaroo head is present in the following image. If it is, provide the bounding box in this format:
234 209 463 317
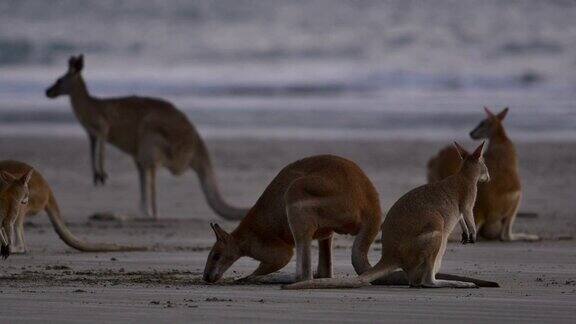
203 223 241 283
45 55 84 98
454 142 490 183
0 170 32 245
469 107 508 140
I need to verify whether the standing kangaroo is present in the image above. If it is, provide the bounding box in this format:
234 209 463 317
0 160 144 259
427 107 539 241
203 154 497 288
284 143 492 290
45 55 247 220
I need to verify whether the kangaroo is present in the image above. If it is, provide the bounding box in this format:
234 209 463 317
427 107 539 241
203 154 497 288
0 160 145 259
45 55 247 220
283 143 493 290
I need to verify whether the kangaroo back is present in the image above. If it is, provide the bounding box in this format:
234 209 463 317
427 145 462 183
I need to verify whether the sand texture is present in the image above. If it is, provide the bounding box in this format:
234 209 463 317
0 136 574 323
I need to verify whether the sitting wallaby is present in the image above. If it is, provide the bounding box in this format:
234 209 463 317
45 55 247 220
284 143 493 290
427 107 538 241
203 154 497 288
0 160 145 259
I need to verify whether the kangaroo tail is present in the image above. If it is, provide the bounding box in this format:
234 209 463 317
436 273 499 287
283 260 397 290
191 141 249 221
371 271 499 288
45 192 147 252
351 219 381 275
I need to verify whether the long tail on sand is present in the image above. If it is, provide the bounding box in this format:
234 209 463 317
191 141 250 221
283 277 368 290
283 263 500 290
283 262 396 290
371 271 499 288
46 193 147 252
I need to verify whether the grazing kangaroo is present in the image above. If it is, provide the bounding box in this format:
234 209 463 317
0 160 145 259
45 55 247 220
203 154 497 288
284 143 493 290
427 107 539 241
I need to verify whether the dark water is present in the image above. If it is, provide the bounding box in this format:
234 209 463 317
0 0 575 140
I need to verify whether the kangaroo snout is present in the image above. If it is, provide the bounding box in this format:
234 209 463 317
469 129 480 140
203 272 219 283
45 87 57 98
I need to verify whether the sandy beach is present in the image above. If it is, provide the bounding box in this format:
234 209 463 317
0 135 574 323
1 1 575 322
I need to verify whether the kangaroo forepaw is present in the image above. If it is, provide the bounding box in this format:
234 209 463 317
1 244 10 260
93 172 108 186
461 232 476 244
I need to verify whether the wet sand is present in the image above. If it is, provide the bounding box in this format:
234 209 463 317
0 136 574 323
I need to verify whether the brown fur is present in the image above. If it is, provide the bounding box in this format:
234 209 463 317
203 155 382 283
203 154 497 288
427 107 539 241
0 160 145 258
45 55 247 220
283 143 498 290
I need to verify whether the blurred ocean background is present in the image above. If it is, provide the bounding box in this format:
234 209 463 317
0 0 575 141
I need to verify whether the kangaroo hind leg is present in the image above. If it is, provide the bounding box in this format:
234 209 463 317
316 236 333 278
285 177 328 282
419 234 477 288
136 162 158 219
500 197 539 242
422 272 478 288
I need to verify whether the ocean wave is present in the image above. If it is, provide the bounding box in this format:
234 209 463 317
1 0 574 86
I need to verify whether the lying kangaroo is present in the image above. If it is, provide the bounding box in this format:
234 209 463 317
203 154 496 288
284 143 492 290
0 160 144 259
45 55 247 220
427 107 539 241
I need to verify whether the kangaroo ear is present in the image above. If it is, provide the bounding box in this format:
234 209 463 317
211 223 231 242
497 107 509 121
471 141 485 160
484 106 495 118
68 54 84 73
453 142 469 160
68 56 76 68
0 171 18 183
19 169 34 187
75 54 84 72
